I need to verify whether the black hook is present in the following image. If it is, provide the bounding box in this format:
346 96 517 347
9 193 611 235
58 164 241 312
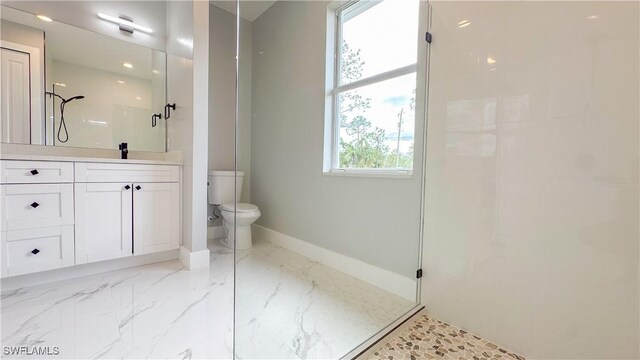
152 113 162 127
164 103 176 120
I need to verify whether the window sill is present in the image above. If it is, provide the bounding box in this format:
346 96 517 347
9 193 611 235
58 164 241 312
323 170 414 180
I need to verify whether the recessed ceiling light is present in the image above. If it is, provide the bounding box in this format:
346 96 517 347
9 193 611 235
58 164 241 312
122 63 133 69
36 15 53 22
457 19 471 28
117 80 125 84
135 96 142 100
586 15 598 20
487 57 497 64
54 83 66 87
152 69 159 74
98 13 153 34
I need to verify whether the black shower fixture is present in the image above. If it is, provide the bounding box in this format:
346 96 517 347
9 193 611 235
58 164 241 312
45 90 86 143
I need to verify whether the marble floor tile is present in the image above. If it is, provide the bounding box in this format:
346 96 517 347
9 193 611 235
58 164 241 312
234 238 416 360
1 238 415 359
2 257 234 360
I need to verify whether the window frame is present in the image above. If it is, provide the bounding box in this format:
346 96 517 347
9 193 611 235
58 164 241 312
324 0 418 177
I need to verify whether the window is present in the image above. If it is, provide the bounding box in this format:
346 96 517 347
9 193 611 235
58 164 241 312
325 0 420 175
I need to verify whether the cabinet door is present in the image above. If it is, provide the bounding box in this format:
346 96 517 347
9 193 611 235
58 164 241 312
75 183 133 264
133 183 180 254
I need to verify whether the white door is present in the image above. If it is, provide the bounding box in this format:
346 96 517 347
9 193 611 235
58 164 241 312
133 182 180 254
0 48 30 144
75 183 133 264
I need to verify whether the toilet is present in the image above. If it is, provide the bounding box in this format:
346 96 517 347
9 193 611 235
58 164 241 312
207 170 261 249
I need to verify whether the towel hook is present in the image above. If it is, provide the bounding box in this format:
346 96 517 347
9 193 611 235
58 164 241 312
151 113 162 127
164 103 176 120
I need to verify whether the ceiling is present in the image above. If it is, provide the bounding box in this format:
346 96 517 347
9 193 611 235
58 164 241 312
210 0 276 22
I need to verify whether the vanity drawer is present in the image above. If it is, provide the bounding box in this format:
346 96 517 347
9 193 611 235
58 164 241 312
1 226 74 277
1 184 74 231
75 162 180 183
1 160 74 184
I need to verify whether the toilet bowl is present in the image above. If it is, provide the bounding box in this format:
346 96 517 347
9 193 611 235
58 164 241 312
220 203 261 250
208 170 261 249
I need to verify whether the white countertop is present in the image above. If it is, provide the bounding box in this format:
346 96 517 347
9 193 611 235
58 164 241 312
0 154 183 166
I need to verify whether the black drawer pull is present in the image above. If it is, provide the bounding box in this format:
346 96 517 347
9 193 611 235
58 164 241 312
31 248 40 255
135 185 142 190
30 202 40 208
30 169 39 175
124 185 131 190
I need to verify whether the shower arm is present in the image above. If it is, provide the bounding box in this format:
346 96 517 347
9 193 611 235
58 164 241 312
45 91 65 102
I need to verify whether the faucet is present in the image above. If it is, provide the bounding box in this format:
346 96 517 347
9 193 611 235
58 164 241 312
119 142 129 159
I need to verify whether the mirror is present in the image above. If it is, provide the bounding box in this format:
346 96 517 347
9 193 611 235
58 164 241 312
0 6 167 152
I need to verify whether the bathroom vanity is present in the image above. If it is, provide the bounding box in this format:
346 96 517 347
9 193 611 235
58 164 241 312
0 156 181 277
0 4 184 279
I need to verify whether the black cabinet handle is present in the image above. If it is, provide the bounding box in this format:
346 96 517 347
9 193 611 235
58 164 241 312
124 185 131 190
30 202 40 208
135 185 142 190
30 169 39 175
31 249 40 255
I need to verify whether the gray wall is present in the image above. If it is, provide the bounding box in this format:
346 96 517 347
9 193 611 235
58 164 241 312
208 4 252 231
250 1 424 278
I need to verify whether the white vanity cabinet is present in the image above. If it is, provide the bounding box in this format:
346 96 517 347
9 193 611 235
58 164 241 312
132 182 180 255
74 163 180 264
0 160 75 277
0 159 182 278
74 182 133 264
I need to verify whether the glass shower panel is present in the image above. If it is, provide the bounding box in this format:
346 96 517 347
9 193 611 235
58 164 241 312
233 0 429 358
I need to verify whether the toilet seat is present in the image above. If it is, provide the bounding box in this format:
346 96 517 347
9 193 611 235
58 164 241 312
221 203 258 213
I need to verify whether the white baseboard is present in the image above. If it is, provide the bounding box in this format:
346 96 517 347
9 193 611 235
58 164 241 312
207 225 225 239
1 249 179 291
179 246 210 270
252 224 416 301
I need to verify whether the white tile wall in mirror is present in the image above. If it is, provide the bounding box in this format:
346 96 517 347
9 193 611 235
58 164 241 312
0 5 167 152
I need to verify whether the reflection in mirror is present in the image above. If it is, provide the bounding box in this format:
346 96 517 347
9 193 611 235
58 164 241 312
222 0 428 358
0 6 167 151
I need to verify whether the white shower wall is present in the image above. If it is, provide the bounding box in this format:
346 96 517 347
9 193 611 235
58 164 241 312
49 60 165 151
422 1 639 358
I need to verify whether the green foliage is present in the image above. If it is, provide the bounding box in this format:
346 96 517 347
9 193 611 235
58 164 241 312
338 41 414 170
339 116 389 168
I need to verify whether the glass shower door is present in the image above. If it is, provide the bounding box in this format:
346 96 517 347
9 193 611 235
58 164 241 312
231 0 430 358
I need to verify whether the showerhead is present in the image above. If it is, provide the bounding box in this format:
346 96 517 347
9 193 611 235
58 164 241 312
63 95 85 104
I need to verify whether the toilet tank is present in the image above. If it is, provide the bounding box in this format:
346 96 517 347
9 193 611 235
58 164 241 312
208 170 244 205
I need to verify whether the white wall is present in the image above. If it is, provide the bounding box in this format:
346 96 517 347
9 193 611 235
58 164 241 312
49 60 165 151
166 0 209 259
249 1 425 278
421 2 639 358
